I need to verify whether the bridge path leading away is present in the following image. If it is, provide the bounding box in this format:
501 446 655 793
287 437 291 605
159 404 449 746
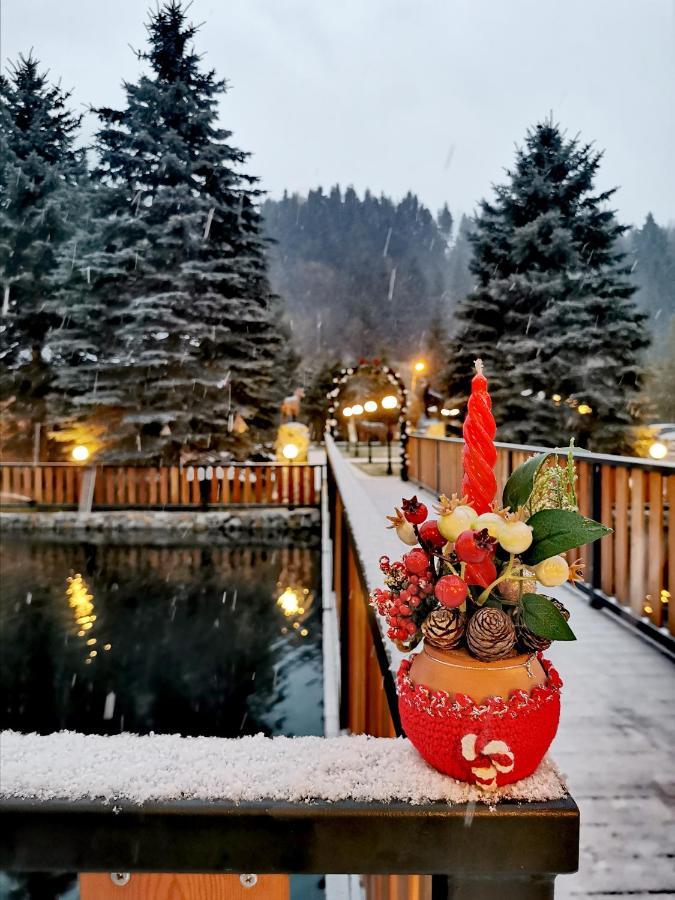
332 447 675 900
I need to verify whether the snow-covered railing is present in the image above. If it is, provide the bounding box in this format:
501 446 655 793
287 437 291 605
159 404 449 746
0 461 323 509
408 433 675 649
0 731 578 897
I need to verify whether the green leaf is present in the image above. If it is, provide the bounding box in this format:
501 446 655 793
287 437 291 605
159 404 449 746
523 508 612 565
502 452 550 512
522 593 576 641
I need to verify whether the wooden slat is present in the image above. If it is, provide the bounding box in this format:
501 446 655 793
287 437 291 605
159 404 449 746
159 467 169 507
80 873 289 900
170 466 180 505
65 466 75 505
105 468 115 506
180 468 191 505
613 467 629 605
44 466 54 504
148 467 158 506
191 469 201 505
647 472 664 626
54 467 65 505
1 466 11 499
668 476 675 636
628 468 646 617
254 466 263 503
22 467 32 503
600 465 614 597
231 468 241 504
137 468 148 506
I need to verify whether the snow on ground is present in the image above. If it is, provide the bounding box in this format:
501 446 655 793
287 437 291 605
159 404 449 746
0 731 566 806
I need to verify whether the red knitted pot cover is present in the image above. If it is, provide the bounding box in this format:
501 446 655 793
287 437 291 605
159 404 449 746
397 655 562 788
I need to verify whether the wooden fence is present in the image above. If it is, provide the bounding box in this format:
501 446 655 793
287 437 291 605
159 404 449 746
0 462 322 509
408 434 675 643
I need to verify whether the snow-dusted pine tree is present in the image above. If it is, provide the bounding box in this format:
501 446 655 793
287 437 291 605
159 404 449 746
0 54 85 457
444 121 649 452
49 2 293 462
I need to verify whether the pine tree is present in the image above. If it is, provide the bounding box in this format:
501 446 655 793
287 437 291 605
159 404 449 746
0 54 84 458
49 2 293 462
444 121 650 453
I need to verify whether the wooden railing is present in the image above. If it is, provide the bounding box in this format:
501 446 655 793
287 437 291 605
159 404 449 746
0 462 322 509
327 468 399 739
408 434 675 645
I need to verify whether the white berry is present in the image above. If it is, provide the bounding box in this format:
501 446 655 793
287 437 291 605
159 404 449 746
438 505 476 541
498 521 533 554
396 521 418 545
471 512 505 539
534 555 569 587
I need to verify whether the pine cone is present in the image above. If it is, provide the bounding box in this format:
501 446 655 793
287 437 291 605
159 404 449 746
422 608 465 650
466 608 516 661
517 598 571 653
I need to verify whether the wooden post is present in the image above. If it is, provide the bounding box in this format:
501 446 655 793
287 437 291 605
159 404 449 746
78 467 96 515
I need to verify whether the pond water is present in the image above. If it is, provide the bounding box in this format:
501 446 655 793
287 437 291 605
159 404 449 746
0 531 324 899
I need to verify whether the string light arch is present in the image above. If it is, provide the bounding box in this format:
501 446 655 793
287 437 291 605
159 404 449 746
325 358 410 481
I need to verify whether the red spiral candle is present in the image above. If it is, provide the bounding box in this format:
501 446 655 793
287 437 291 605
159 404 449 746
461 359 497 515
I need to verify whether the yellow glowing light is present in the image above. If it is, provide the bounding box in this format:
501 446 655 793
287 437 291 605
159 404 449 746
381 395 398 410
643 605 653 615
282 443 299 461
277 587 301 617
413 360 427 373
300 628 309 637
71 444 90 462
577 403 592 416
103 643 112 651
293 621 300 629
351 404 364 416
649 441 668 461
89 650 97 657
86 638 97 646
342 407 353 417
364 400 378 413
552 394 562 403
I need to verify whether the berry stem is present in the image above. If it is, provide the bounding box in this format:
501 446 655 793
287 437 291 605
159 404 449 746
477 553 515 605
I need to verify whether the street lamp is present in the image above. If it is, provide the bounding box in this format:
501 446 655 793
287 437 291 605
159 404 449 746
649 440 668 461
282 443 299 461
577 403 592 416
411 359 427 393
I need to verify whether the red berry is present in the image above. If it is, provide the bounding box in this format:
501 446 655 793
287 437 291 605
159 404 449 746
408 585 419 596
399 603 411 615
396 628 407 640
401 496 428 525
410 596 421 608
464 558 497 588
419 519 445 548
455 530 489 564
434 575 468 608
406 620 417 634
399 589 410 601
404 548 429 575
409 575 418 584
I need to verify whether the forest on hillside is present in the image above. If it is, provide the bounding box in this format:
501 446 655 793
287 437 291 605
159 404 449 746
263 191 675 363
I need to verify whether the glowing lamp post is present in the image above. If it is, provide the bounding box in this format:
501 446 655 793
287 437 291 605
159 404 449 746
649 440 668 461
71 445 90 463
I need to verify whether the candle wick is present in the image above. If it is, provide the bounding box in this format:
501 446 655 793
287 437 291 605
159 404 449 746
474 358 484 376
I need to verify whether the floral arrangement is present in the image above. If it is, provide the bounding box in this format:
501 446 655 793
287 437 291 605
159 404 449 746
370 361 613 663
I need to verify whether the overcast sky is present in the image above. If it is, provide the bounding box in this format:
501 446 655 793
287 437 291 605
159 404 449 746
3 0 674 226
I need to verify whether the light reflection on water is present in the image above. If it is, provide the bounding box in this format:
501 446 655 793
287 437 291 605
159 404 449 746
0 534 323 739
0 533 325 899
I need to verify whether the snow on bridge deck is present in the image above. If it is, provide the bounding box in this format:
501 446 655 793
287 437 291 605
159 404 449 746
326 438 675 899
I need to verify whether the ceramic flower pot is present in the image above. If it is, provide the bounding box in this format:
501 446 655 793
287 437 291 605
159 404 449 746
397 646 562 788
